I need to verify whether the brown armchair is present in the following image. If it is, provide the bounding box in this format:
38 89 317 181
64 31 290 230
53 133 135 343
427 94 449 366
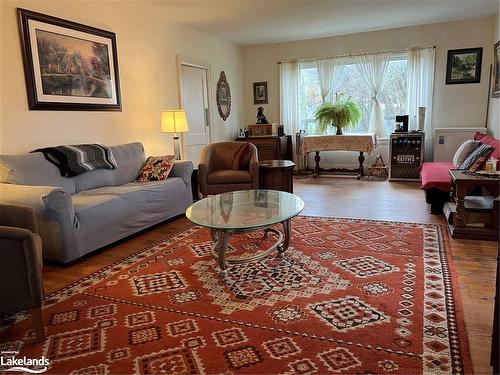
198 142 259 196
0 204 44 341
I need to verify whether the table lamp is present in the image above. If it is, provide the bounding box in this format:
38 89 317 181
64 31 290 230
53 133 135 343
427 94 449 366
161 109 189 160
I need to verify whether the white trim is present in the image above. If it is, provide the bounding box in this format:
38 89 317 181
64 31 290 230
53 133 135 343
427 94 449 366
176 55 213 159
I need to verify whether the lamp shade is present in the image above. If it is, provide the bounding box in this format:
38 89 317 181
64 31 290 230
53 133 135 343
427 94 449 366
161 109 189 133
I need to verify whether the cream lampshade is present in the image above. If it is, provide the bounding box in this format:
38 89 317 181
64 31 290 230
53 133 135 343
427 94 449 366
161 109 189 160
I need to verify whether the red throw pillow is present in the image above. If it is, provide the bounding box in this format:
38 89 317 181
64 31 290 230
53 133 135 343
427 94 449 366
136 155 175 182
474 132 500 161
232 143 252 170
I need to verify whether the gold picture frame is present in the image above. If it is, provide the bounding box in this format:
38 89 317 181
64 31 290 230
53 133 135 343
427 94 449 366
493 40 500 98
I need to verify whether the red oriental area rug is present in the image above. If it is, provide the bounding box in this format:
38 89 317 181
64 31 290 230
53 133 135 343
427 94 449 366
0 216 472 374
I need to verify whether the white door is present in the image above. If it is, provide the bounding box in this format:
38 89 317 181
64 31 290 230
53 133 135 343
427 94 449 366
180 64 210 166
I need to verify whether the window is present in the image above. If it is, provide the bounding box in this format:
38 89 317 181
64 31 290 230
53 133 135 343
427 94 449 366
299 53 408 138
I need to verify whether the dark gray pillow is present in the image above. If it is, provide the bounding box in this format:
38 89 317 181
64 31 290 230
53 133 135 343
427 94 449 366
459 143 493 170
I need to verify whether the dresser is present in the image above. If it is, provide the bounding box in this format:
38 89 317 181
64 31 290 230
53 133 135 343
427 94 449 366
235 136 292 161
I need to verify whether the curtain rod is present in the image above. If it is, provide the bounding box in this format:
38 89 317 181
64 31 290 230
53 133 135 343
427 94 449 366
276 46 438 64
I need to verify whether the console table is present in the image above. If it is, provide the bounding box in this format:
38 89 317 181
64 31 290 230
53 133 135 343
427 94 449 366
297 134 375 179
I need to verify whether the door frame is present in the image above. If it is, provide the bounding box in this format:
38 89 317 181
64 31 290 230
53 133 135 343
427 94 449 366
176 56 213 159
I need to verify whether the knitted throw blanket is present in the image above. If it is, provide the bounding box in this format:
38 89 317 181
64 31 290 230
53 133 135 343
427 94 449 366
33 144 117 177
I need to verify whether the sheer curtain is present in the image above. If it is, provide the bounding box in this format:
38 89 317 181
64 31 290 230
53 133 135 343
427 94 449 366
279 61 300 162
355 52 391 137
407 47 436 160
316 57 345 102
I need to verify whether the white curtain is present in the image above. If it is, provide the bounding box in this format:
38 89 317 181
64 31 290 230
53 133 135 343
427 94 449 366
316 57 345 102
407 47 436 160
279 61 300 163
355 52 391 137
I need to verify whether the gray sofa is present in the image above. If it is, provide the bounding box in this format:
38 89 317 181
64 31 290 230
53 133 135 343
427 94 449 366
0 142 193 263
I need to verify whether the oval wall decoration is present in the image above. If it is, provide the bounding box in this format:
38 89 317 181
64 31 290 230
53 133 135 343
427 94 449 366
216 71 231 121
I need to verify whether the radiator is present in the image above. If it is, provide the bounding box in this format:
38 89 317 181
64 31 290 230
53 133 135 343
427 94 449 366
433 127 486 161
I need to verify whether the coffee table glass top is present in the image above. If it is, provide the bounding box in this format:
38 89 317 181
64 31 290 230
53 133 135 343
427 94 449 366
185 189 304 231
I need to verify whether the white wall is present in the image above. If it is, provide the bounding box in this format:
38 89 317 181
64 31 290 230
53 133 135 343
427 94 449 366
242 16 495 165
487 12 499 139
0 1 243 155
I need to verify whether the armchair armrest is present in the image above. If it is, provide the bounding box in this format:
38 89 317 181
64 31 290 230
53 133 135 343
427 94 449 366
198 163 209 196
170 160 194 185
0 204 38 232
249 144 259 189
0 226 43 313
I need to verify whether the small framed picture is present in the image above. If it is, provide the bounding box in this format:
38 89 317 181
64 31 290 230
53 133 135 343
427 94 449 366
493 41 500 98
253 81 268 104
446 48 483 84
17 8 121 110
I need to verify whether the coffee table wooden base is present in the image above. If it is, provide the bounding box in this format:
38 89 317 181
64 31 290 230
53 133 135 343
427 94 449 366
210 219 291 277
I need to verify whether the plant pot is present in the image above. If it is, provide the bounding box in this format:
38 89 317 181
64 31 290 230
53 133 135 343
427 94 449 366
336 126 343 135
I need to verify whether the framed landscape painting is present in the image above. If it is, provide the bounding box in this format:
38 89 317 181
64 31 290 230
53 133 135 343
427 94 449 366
17 8 121 110
445 47 483 84
493 40 500 98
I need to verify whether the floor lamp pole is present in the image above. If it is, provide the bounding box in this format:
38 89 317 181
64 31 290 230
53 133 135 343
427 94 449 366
173 135 181 160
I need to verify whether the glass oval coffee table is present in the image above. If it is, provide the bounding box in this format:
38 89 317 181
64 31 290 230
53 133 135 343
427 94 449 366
185 189 304 277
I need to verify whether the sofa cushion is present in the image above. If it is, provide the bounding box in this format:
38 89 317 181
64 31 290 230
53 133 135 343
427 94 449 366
0 142 146 195
33 144 117 177
420 162 454 192
474 132 500 161
452 140 480 167
72 142 145 192
72 177 189 254
0 153 77 194
207 170 252 184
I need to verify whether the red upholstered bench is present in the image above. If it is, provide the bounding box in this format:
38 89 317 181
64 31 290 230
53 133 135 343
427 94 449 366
420 132 499 214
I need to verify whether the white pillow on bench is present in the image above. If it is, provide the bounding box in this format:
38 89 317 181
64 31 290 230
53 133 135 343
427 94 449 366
452 139 480 167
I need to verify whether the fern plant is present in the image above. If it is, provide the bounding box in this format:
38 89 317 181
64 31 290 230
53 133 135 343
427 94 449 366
315 93 362 135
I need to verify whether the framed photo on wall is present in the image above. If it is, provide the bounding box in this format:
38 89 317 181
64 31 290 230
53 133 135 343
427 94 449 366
17 8 122 111
493 40 500 98
445 47 483 84
253 81 268 104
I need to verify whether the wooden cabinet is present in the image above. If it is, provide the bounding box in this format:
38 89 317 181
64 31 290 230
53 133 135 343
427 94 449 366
236 136 292 161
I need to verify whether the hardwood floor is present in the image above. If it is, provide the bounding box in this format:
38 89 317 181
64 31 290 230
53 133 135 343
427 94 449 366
42 177 498 374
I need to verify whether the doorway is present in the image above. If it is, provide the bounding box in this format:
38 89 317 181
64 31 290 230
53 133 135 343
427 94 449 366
177 57 212 166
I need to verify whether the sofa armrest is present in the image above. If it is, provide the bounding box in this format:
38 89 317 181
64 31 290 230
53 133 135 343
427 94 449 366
170 161 194 185
0 184 75 223
0 184 79 263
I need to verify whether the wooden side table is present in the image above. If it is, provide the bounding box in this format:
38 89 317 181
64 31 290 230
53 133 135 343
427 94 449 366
446 169 499 240
259 160 295 193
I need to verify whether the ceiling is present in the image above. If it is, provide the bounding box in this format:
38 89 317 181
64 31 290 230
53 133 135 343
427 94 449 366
156 0 499 45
